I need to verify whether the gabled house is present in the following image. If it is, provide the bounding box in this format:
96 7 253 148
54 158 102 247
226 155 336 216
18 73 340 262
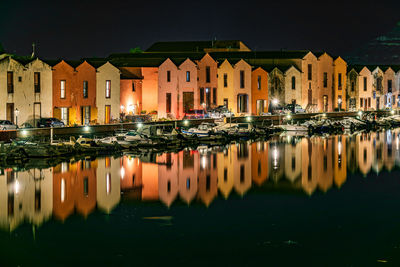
284 65 302 109
251 67 268 115
315 52 334 112
333 57 347 111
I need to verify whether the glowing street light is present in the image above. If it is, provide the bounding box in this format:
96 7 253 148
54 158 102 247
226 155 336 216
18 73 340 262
137 122 143 128
338 97 342 112
272 99 279 106
183 120 189 126
246 116 252 122
358 111 363 118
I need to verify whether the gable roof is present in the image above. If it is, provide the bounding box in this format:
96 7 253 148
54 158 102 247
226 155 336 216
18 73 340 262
146 40 248 52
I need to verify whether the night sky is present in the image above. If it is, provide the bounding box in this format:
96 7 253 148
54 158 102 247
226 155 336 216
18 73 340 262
1 0 399 59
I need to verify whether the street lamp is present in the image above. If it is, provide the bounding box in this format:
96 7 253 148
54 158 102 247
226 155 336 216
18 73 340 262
15 108 19 126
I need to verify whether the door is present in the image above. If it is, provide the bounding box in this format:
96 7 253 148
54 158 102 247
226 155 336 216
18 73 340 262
323 95 328 112
256 100 264 115
33 102 41 128
224 99 228 109
61 108 69 126
105 105 111 124
6 103 14 123
183 92 194 114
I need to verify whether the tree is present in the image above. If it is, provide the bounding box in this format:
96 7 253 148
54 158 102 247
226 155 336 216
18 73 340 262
129 47 143 54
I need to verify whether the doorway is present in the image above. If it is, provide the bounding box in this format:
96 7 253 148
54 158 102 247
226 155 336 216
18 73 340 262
376 97 380 110
6 103 14 123
33 102 41 128
81 106 91 125
206 88 211 108
105 105 111 124
256 100 265 115
183 92 194 114
323 95 328 112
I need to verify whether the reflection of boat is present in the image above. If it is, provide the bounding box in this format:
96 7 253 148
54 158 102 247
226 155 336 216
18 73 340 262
277 124 308 132
182 122 216 137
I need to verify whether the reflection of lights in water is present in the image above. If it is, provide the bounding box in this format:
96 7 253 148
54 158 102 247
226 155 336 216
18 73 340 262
106 173 111 195
120 167 125 179
338 141 342 155
61 162 68 173
201 156 207 169
14 180 20 194
61 179 65 203
386 130 392 145
257 142 262 151
273 147 279 170
286 135 291 143
396 136 399 150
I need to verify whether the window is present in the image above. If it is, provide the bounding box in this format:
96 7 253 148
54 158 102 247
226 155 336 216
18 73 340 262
132 82 135 92
105 80 111 98
83 81 88 98
186 71 190 82
206 66 210 83
388 80 392 93
308 64 312 80
34 72 41 93
213 87 217 105
291 76 296 90
240 71 245 88
60 80 66 99
338 73 342 89
360 98 363 107
257 75 261 90
351 81 355 92
223 73 228 87
323 72 328 88
237 94 248 113
7 72 13 93
166 93 171 113
364 77 367 91
224 98 228 108
368 97 371 107
200 88 204 104
167 71 171 82
240 165 245 183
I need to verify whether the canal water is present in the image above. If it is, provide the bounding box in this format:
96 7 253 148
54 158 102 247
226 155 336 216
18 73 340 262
1 130 400 266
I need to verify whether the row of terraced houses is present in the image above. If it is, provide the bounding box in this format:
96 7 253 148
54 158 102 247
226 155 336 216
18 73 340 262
1 40 400 126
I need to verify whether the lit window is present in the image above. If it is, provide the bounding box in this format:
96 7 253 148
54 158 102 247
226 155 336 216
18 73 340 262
186 71 190 82
60 80 66 99
83 81 88 98
105 80 111 98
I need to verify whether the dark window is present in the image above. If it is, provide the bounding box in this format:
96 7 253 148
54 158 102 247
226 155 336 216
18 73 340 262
291 157 296 171
186 178 190 189
206 175 211 192
8 194 14 216
323 72 328 88
186 71 190 82
35 189 41 211
206 66 211 83
308 64 312 80
323 155 327 171
167 181 171 193
200 88 204 104
257 75 261 90
34 72 41 93
224 168 228 182
351 81 355 92
240 165 245 183
167 71 171 82
83 177 89 196
258 160 262 176
388 80 392 93
338 73 342 89
291 76 296 90
360 98 363 107
223 73 228 87
364 77 367 91
368 97 371 107
240 70 245 88
83 81 88 98
132 82 135 92
7 71 13 93
213 87 217 105
166 93 171 113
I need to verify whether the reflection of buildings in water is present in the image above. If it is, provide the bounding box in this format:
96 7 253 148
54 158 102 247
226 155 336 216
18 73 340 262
251 142 269 186
396 132 400 168
233 142 252 195
372 132 385 173
158 153 179 207
357 133 373 176
197 152 218 206
317 137 334 192
383 130 396 171
284 140 302 183
53 159 97 221
97 157 121 213
178 150 198 204
334 136 347 188
346 135 358 174
120 156 142 200
301 138 319 195
0 168 53 231
217 148 234 198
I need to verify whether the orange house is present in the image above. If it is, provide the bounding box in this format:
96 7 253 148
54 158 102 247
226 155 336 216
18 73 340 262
119 67 143 115
52 60 97 125
251 67 268 115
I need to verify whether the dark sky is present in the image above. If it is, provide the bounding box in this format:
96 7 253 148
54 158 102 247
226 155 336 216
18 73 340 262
0 0 399 59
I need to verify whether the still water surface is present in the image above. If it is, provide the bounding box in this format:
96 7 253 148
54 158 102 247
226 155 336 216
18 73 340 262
1 130 400 266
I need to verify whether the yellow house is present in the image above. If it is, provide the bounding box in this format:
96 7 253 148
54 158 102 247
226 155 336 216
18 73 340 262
217 59 235 111
333 57 347 111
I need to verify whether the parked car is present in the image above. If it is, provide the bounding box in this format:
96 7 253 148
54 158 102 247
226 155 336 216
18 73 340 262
37 118 65 128
207 106 234 119
0 120 17 130
183 109 209 119
285 104 306 113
